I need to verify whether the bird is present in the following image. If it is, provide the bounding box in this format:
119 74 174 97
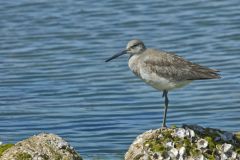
105 39 220 128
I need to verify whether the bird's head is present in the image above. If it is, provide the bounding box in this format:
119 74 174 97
105 39 146 62
126 39 146 55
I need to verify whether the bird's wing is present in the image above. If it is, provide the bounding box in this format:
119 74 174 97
142 49 220 81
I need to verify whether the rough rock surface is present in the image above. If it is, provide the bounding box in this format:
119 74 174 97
0 133 82 160
125 125 240 160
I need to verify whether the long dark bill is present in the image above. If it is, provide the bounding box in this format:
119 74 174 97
105 50 127 62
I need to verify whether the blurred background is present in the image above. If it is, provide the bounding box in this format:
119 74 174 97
0 0 240 159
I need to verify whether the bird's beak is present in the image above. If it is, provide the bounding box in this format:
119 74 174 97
105 50 128 62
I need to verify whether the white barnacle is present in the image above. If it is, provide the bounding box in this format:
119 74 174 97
179 146 186 156
175 128 186 139
168 148 179 158
197 139 208 149
222 143 233 153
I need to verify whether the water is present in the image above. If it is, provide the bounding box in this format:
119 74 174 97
0 0 240 159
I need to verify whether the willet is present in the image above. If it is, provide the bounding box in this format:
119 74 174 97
105 39 220 127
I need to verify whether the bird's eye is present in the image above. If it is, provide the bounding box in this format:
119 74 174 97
131 44 139 49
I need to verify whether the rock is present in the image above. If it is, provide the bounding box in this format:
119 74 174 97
221 153 228 160
0 144 14 157
125 125 240 160
175 128 186 139
168 148 178 158
166 141 174 148
197 139 208 149
231 151 237 159
189 129 195 138
179 147 185 156
0 133 82 160
222 143 233 153
195 154 205 160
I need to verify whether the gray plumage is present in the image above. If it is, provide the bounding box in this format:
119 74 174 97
131 48 220 82
106 39 220 127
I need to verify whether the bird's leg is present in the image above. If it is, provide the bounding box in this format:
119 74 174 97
162 90 169 128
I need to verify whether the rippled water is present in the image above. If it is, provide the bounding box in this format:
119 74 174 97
0 0 240 159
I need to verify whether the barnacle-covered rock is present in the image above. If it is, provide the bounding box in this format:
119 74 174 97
0 133 82 160
125 125 240 160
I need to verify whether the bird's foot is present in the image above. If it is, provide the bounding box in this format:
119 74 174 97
161 125 167 130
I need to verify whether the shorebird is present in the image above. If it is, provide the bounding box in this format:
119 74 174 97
105 39 220 127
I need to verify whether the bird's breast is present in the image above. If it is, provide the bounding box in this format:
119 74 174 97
128 55 191 91
139 67 174 90
139 67 191 91
129 56 170 90
128 55 141 77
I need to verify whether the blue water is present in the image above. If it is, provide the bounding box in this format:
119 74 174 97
0 0 240 159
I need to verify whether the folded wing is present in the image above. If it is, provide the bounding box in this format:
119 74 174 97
142 49 220 82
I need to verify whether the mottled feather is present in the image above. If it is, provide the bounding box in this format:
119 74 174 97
140 49 220 82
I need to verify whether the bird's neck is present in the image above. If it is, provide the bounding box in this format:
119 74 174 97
129 53 140 61
128 49 145 60
128 54 141 77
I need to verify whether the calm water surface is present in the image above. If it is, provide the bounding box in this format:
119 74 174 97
0 0 240 159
